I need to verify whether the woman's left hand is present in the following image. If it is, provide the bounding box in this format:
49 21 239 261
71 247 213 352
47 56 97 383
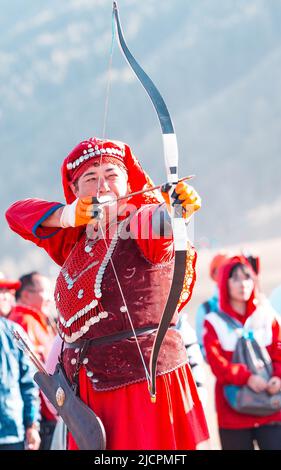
161 182 201 219
267 376 281 395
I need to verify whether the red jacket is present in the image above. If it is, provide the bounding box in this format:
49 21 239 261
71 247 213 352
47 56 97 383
9 303 57 421
9 304 56 363
203 256 281 429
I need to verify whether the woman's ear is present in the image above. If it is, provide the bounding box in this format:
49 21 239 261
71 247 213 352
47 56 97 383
70 182 79 198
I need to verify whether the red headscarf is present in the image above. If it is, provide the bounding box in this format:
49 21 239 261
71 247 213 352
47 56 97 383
217 255 258 323
61 137 162 208
60 137 195 313
0 272 21 291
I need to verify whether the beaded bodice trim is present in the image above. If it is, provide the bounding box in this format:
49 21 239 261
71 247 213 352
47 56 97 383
55 219 127 343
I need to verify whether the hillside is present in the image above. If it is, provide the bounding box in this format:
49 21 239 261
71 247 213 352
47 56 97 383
1 0 281 274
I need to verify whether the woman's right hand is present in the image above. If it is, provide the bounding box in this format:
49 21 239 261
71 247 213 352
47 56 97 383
60 197 103 228
247 374 268 393
267 376 281 395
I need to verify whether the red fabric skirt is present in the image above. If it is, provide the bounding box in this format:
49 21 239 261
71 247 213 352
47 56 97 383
68 364 209 450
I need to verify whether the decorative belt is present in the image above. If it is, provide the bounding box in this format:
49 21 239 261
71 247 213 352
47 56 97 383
63 326 158 350
61 326 176 389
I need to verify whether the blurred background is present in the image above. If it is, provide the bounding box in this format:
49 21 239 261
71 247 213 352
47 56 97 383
1 0 281 448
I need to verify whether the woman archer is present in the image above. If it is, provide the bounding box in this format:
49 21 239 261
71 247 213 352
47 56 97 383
6 137 209 450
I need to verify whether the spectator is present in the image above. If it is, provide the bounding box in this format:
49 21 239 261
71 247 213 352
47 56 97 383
9 272 57 450
195 251 230 356
0 315 41 450
177 313 207 408
203 256 281 450
0 272 20 318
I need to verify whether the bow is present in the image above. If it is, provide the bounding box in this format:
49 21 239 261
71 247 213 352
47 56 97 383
113 2 188 401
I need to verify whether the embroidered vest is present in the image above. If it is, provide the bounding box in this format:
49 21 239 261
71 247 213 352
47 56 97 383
55 220 187 390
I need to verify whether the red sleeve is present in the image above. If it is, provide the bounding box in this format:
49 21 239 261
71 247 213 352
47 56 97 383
6 199 82 266
203 319 252 386
9 312 29 334
129 204 174 264
270 318 281 378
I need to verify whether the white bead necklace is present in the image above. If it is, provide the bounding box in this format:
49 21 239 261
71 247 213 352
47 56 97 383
94 219 127 298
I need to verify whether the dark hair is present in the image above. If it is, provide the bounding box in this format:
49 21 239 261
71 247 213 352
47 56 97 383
73 179 79 191
228 263 254 280
245 254 259 275
15 272 39 301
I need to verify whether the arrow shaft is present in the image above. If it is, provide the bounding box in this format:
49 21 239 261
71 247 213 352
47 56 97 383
99 175 195 205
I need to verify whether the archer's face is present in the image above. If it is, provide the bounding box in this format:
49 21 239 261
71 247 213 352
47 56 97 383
71 163 129 200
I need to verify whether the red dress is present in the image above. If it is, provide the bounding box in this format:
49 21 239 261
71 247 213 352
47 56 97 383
68 365 208 450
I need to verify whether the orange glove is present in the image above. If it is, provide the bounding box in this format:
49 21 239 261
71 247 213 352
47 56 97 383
60 197 103 228
161 181 201 219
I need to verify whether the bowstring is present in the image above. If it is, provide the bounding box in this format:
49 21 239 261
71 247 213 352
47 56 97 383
101 9 115 141
98 224 151 383
96 8 116 193
96 9 151 383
